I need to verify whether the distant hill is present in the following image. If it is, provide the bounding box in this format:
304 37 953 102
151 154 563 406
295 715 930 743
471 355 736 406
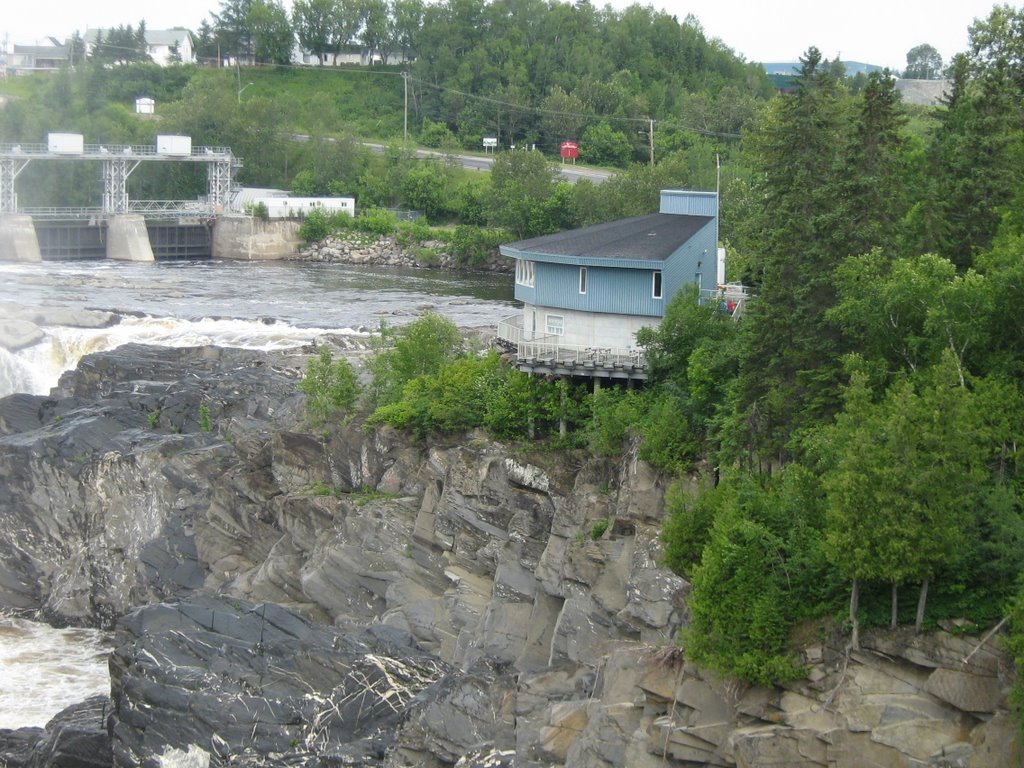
761 61 885 76
895 78 950 106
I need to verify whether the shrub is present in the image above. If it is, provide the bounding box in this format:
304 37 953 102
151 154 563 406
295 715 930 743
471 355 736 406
589 387 646 456
661 478 717 577
681 511 805 686
243 201 269 220
298 208 332 243
419 118 457 148
590 518 610 540
443 225 510 267
298 346 360 424
198 403 213 432
371 351 508 435
353 208 399 236
368 313 463 407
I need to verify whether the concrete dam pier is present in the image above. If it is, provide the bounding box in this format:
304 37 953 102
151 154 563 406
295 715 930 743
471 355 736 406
0 214 301 262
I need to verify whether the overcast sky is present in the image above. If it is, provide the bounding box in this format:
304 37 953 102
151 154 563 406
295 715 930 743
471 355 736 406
1 0 1007 72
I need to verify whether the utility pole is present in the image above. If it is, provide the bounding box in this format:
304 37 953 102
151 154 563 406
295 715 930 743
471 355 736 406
402 72 408 144
649 118 655 166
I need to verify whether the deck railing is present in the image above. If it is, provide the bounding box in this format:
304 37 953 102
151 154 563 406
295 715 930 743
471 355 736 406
496 314 646 369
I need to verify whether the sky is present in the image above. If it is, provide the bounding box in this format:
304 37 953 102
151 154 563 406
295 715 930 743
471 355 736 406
0 0 1009 72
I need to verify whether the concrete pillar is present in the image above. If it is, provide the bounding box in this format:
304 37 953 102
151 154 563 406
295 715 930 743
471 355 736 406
107 215 154 262
0 215 42 262
212 216 302 260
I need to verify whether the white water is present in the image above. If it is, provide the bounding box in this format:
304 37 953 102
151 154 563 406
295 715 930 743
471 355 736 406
0 617 112 729
1 314 367 397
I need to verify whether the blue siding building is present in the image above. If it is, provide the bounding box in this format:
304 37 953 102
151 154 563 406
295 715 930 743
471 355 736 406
497 190 726 380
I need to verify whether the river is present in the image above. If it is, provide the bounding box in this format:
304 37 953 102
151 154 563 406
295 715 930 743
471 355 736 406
0 257 516 729
0 259 516 398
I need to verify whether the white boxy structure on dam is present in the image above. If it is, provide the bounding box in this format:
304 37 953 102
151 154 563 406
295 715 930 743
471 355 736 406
47 133 84 155
156 135 192 156
255 197 356 219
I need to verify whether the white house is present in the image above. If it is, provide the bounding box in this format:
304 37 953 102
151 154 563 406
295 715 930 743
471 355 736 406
145 29 195 66
84 28 195 66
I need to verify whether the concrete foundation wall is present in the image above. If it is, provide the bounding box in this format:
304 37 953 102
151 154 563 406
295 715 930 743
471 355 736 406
107 215 155 262
0 215 42 262
523 304 655 350
212 216 302 260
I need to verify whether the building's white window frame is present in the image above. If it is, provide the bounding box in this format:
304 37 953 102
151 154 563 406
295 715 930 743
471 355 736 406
652 270 663 299
579 266 588 294
516 259 535 287
546 313 565 336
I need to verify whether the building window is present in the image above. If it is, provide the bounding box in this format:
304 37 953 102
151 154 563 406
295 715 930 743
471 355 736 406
579 267 587 294
516 259 535 287
652 270 663 299
546 314 564 336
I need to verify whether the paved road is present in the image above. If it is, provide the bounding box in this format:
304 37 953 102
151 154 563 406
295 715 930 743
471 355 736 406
361 142 612 184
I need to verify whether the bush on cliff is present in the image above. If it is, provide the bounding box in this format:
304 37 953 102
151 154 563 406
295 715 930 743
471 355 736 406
368 313 464 408
299 346 360 424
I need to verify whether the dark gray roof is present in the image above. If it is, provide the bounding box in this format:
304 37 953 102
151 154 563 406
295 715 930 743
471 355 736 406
506 213 711 262
13 44 68 56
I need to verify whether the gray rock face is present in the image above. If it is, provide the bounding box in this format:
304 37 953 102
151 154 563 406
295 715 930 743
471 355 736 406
0 696 111 768
0 343 1017 767
108 596 448 767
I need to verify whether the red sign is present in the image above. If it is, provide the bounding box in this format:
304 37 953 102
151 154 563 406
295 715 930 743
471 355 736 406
560 141 579 159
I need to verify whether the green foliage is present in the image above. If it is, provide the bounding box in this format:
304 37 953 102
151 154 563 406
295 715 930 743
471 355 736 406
482 369 560 439
485 150 564 238
354 208 399 235
682 511 805 686
588 387 645 457
442 226 510 267
579 121 633 168
1004 585 1024 739
298 346 360 424
661 479 717 577
371 351 508 435
590 518 610 540
419 118 457 148
677 465 831 685
244 201 270 220
198 404 213 433
147 410 160 428
298 208 333 243
368 313 463 408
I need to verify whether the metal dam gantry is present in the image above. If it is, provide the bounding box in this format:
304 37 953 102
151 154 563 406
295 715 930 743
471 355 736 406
0 135 241 219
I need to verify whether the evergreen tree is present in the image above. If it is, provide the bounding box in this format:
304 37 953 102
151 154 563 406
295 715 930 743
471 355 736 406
840 70 908 259
731 47 850 464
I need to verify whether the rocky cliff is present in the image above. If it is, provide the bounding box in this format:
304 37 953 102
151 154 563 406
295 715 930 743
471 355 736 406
0 344 1018 767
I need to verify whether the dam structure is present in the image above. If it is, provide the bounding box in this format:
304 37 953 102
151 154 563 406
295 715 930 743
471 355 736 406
0 134 272 262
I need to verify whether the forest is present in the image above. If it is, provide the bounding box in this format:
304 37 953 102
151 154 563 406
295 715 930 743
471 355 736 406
3 0 1024 719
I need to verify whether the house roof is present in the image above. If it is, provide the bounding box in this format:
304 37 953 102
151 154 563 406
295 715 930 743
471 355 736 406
13 44 68 56
504 213 712 262
146 29 193 46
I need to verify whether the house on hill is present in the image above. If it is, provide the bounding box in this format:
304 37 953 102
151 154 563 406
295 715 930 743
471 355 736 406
84 28 195 66
496 189 746 382
5 39 69 75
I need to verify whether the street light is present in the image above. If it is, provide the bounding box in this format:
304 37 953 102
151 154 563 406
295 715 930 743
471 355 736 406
238 82 254 103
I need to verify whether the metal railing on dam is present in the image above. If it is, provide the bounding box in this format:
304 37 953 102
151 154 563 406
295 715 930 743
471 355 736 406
0 143 234 160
